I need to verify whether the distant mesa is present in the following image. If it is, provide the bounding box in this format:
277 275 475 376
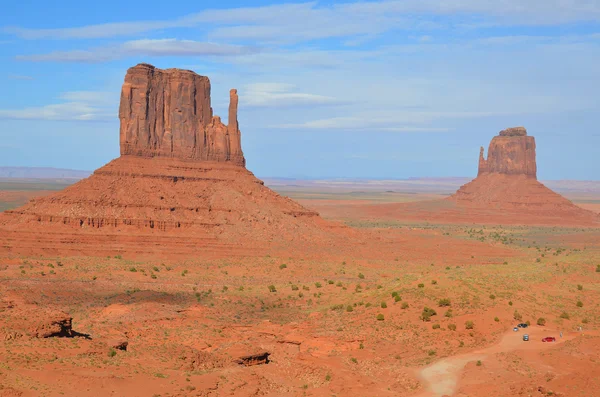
355 126 599 227
0 63 360 259
448 126 599 225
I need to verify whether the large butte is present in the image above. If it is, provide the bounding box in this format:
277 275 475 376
0 64 362 259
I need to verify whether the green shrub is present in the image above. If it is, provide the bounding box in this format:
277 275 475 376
494 317 500 322
351 357 358 363
358 273 365 279
336 281 342 287
108 348 117 357
438 298 451 307
431 280 438 285
291 285 299 291
448 323 457 331
394 295 402 302
465 320 474 330
514 310 523 321
427 350 436 356
432 324 441 329
508 301 513 306
489 294 496 300
444 309 453 318
577 284 583 291
582 318 589 324
376 313 385 321
381 301 387 309
537 317 546 326
576 300 583 308
391 291 399 298
560 311 570 319
279 264 287 269
268 285 277 293
315 282 322 288
476 360 482 366
401 302 409 309
328 280 334 285
418 283 425 288
420 307 437 322
346 305 354 312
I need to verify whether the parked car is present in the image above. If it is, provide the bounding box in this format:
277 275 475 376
517 323 528 328
513 327 519 332
542 337 556 342
523 334 529 341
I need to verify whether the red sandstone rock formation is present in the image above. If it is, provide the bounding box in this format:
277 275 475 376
477 127 536 178
119 64 245 166
0 63 362 258
447 127 599 225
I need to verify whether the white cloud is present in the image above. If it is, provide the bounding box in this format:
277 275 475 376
16 39 258 63
275 112 494 131
4 1 600 42
241 83 342 108
0 91 114 121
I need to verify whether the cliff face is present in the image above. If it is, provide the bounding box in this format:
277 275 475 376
119 63 245 166
478 127 537 178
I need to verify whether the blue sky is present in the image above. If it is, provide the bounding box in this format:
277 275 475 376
1 0 599 179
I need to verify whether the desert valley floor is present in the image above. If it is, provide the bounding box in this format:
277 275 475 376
0 178 599 397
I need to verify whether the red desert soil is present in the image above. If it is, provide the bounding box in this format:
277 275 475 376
1 67 598 397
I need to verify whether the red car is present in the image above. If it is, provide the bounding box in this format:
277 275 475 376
542 337 556 342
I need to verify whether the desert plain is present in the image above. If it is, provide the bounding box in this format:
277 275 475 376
1 175 600 397
0 64 599 397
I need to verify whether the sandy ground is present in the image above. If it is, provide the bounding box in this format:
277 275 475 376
0 184 599 396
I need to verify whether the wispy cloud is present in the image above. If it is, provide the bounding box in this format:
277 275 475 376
16 39 258 63
241 83 343 108
0 91 115 121
276 109 533 131
8 74 34 80
4 1 600 42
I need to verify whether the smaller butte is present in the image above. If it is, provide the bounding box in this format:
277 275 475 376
447 127 599 225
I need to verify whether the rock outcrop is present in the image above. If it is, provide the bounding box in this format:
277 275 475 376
477 127 536 178
119 64 245 166
445 127 599 225
0 63 363 259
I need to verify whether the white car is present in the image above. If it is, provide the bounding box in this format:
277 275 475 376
513 327 519 332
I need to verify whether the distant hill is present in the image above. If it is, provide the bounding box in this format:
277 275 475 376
0 168 598 195
0 167 91 179
263 177 600 195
